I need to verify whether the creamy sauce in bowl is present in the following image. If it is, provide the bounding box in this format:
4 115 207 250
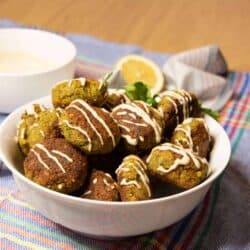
0 52 55 74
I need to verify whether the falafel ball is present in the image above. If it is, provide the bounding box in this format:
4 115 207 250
111 101 164 154
52 78 107 108
158 89 200 135
59 99 120 155
24 138 88 193
171 118 211 158
103 89 130 111
146 143 208 189
17 104 60 155
82 169 119 201
116 155 151 201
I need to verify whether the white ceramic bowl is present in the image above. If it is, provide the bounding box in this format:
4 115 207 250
0 97 231 238
0 28 76 113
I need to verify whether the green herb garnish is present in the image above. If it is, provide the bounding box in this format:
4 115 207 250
125 82 158 108
199 103 220 120
102 72 113 84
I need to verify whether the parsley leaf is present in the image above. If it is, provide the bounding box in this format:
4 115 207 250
199 103 220 120
125 82 158 108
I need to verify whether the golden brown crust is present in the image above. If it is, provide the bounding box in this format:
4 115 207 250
82 169 119 201
59 100 120 154
111 101 164 154
158 90 200 135
52 78 107 108
147 143 208 189
171 118 211 158
103 89 130 111
17 106 61 155
24 138 88 193
116 155 151 201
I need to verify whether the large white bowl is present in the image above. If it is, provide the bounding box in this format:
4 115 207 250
0 28 76 113
0 97 231 238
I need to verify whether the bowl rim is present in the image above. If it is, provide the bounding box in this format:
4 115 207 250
0 96 231 207
0 28 77 77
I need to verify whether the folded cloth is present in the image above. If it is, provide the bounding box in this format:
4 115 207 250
163 45 232 110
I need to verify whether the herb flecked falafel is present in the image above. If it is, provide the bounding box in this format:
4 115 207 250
146 143 208 189
24 138 88 193
52 78 107 108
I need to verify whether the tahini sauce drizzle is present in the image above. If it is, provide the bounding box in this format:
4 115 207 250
35 144 66 173
116 156 151 197
73 100 116 147
147 143 207 174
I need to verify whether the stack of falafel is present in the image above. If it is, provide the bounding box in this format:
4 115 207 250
17 77 212 202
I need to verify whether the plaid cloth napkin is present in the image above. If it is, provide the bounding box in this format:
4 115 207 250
0 20 250 250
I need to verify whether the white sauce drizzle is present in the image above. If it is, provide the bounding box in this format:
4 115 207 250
139 101 150 114
132 102 162 143
118 124 131 132
182 118 211 144
67 104 104 145
175 126 193 149
73 100 116 147
56 108 63 119
121 134 138 145
147 143 207 174
35 144 66 173
26 104 45 117
40 130 45 137
29 123 39 130
185 90 193 112
103 178 112 187
105 173 112 178
83 190 92 196
122 119 148 127
31 148 50 170
62 119 92 151
165 96 179 124
186 150 201 169
51 150 73 163
57 184 64 190
108 89 130 103
128 112 137 119
163 90 192 122
139 136 144 142
101 108 109 114
116 111 128 116
116 156 151 197
113 103 162 144
120 179 141 188
68 78 86 87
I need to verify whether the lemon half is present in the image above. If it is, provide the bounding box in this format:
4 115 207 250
115 55 164 95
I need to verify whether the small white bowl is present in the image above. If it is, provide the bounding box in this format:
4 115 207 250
0 97 231 238
0 28 76 113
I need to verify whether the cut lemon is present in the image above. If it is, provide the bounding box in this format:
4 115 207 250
115 54 165 95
